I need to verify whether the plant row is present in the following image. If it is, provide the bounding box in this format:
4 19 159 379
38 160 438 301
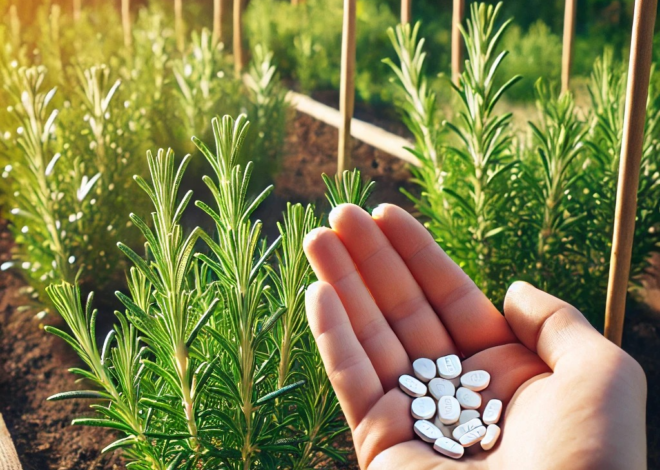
387 2 660 325
0 1 288 307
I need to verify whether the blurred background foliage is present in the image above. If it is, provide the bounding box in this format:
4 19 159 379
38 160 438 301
2 0 656 106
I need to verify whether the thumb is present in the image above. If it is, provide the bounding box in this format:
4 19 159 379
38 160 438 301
503 281 617 371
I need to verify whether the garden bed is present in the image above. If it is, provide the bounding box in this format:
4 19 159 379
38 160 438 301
1 109 659 469
0 109 413 470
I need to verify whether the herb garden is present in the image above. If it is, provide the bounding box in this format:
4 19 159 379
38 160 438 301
0 0 658 468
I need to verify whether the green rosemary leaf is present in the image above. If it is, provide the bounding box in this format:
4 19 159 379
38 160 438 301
47 390 109 401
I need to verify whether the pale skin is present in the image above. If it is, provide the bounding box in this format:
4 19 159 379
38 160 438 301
304 203 647 470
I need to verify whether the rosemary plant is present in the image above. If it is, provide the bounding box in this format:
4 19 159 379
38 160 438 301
388 4 660 321
1 1 290 311
46 115 361 468
389 3 520 301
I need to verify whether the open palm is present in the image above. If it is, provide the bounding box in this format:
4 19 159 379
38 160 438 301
303 203 647 470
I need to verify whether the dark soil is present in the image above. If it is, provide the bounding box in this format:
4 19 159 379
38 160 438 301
0 108 659 469
0 109 413 469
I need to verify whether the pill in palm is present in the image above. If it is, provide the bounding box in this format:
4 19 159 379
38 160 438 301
459 425 487 447
460 370 491 391
480 424 501 450
452 418 483 440
483 399 503 425
401 356 502 460
459 409 480 424
456 387 482 409
428 378 456 400
436 354 462 379
412 358 437 382
414 420 443 443
399 374 427 397
433 437 465 459
437 395 461 424
411 396 436 420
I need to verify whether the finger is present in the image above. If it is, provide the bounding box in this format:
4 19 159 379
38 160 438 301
304 227 410 390
503 281 611 370
371 203 517 356
305 281 384 429
328 204 456 359
460 343 550 413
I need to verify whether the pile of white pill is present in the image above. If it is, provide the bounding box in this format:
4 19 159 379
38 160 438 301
398 355 502 459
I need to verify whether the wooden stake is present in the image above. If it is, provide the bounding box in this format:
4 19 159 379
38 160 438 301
451 0 465 85
73 0 81 21
561 0 577 94
122 0 132 49
0 414 22 470
401 0 412 24
233 0 244 77
174 0 184 52
338 0 356 175
604 0 658 346
213 0 223 46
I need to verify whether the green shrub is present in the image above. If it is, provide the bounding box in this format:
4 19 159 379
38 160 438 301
498 20 562 102
245 0 399 104
388 3 660 325
45 115 378 468
0 1 290 311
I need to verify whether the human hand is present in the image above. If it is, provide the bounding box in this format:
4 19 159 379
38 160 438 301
303 203 647 470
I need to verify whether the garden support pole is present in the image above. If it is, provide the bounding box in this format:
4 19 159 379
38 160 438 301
233 0 245 77
175 0 184 52
452 0 465 85
402 0 412 24
561 0 576 94
0 414 21 470
338 0 356 175
213 0 223 46
122 0 132 49
73 0 81 21
604 0 657 346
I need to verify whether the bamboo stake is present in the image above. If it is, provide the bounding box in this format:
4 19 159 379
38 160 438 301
338 0 356 175
604 0 658 346
122 0 132 49
451 0 465 85
561 0 577 94
233 0 244 77
0 414 22 470
213 0 223 46
174 0 184 52
73 0 81 21
401 0 412 24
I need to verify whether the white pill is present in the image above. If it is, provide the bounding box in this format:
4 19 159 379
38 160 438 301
436 354 462 379
437 395 460 424
481 424 501 451
456 387 482 410
433 437 465 459
411 396 436 420
460 370 491 391
452 418 483 440
428 378 456 400
413 420 443 443
399 374 427 398
459 409 480 424
459 425 486 447
412 358 437 382
483 399 503 425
